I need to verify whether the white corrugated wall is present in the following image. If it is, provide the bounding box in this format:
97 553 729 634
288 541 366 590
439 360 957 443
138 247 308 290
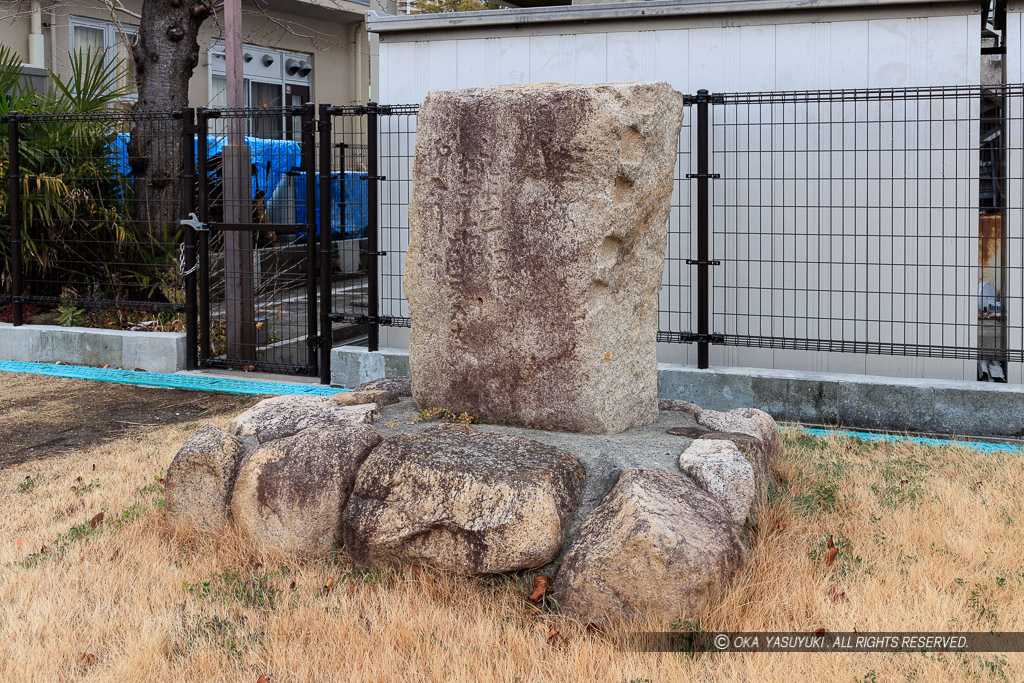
374 9 985 381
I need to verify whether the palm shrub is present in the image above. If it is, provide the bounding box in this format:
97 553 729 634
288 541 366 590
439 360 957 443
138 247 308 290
0 45 174 310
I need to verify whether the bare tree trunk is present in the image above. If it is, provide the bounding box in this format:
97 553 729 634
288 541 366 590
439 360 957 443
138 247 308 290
128 0 211 238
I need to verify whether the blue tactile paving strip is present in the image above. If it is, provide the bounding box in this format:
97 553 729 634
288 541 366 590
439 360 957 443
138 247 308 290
0 360 347 397
799 426 1023 455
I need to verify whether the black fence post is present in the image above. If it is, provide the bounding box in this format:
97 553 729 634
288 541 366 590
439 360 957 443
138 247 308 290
7 113 22 327
318 104 334 385
302 102 318 375
181 107 198 370
366 102 381 352
196 108 211 364
694 90 711 369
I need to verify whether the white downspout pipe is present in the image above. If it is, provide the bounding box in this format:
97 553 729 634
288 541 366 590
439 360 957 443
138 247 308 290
352 22 365 104
28 1 45 67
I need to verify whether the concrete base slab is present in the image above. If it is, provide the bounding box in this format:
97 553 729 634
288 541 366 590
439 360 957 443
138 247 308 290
330 346 410 388
0 323 186 374
330 346 1024 439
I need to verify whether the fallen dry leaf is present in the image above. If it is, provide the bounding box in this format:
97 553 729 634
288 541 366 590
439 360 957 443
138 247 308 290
974 481 983 491
826 534 835 550
248 557 263 571
15 537 26 550
324 576 336 593
89 512 105 529
289 580 296 591
40 544 50 553
411 564 422 578
899 478 909 491
80 653 96 666
827 584 848 603
75 476 83 483
586 623 607 636
814 628 828 636
242 365 256 372
547 627 568 648
256 675 271 683
776 518 785 532
528 575 551 604
255 321 265 330
825 546 839 567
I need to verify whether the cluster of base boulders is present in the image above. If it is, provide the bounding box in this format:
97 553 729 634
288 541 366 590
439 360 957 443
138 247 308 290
165 378 781 626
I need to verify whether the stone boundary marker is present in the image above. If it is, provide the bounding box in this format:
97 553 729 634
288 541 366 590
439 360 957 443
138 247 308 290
166 381 782 627
405 81 684 434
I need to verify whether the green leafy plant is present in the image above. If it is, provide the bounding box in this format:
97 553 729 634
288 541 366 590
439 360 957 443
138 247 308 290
1 46 174 310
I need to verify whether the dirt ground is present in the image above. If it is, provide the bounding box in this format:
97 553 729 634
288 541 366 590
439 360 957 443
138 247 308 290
0 373 261 468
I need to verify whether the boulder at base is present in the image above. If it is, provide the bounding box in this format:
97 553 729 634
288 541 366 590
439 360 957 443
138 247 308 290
662 400 780 526
165 424 246 532
342 425 586 574
231 424 383 554
552 468 744 626
405 81 685 434
330 389 399 408
231 394 378 444
354 376 413 397
678 439 756 525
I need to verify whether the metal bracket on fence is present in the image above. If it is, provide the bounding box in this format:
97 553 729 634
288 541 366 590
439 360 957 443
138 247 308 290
683 93 726 105
179 213 208 232
331 313 389 325
364 175 387 181
686 173 721 179
686 259 721 266
361 250 387 257
682 333 726 344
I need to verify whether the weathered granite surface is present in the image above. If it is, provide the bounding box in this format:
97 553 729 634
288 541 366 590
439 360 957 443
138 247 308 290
165 424 246 533
552 468 745 626
406 81 685 434
230 424 383 554
342 425 586 574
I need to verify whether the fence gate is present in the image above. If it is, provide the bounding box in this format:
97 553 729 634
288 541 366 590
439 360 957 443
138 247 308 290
193 105 320 376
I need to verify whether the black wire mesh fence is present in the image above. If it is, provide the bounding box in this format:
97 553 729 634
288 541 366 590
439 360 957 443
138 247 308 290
2 110 188 336
323 85 1022 379
4 85 1021 382
323 105 373 352
195 105 319 375
705 85 1020 379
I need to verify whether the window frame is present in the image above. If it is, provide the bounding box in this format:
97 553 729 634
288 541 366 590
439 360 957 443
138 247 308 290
68 15 139 103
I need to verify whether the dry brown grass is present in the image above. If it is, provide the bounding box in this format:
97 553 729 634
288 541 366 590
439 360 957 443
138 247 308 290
1 418 1022 682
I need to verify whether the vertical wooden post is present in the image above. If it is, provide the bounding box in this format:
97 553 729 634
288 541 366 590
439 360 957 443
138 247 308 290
223 0 255 361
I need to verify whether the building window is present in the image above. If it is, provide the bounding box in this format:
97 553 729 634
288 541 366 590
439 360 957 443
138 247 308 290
69 16 137 100
208 42 313 140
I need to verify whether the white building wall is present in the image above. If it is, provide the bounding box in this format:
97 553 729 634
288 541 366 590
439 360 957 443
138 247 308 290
374 10 983 381
1004 10 1024 384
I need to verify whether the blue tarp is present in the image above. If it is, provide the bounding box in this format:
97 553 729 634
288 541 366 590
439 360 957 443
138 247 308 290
109 134 301 202
289 170 368 242
107 135 368 239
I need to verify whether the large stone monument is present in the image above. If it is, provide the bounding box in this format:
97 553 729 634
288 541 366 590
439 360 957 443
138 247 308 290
165 81 783 629
405 81 685 434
